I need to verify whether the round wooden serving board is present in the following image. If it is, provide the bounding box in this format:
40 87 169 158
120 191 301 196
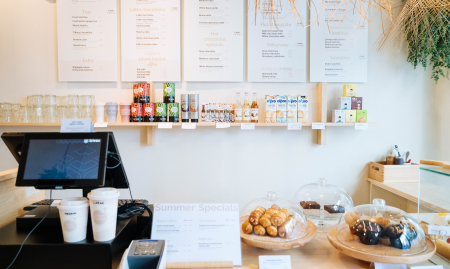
241 220 317 250
327 225 436 264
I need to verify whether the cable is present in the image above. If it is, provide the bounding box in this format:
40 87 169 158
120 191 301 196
106 155 121 169
6 189 53 269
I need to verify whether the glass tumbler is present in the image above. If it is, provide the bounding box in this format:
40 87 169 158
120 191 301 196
31 95 44 123
21 106 32 123
67 95 78 107
2 103 12 123
12 104 22 123
0 103 5 122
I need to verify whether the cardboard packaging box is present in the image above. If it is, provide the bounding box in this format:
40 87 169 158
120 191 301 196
338 97 351 110
287 96 298 123
356 110 367 123
332 110 346 123
343 84 357 97
265 95 277 123
351 97 363 110
297 95 309 123
345 110 356 123
276 95 287 123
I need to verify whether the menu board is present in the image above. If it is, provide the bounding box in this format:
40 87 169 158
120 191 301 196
151 203 242 265
121 0 181 82
247 1 307 82
310 0 368 82
57 0 118 82
183 1 244 82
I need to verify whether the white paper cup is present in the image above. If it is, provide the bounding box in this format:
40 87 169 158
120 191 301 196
57 197 89 243
88 188 120 242
95 103 105 123
105 102 118 123
119 102 131 123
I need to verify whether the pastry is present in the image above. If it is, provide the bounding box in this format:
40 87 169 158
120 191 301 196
300 201 320 210
344 211 360 234
254 206 266 215
354 220 383 245
271 204 281 211
259 214 272 227
281 207 290 216
248 210 262 225
384 224 404 238
265 208 278 216
242 220 253 234
379 236 391 246
254 225 266 235
267 226 278 237
278 215 298 239
324 205 345 214
390 233 411 249
271 211 287 226
403 222 418 241
374 217 390 229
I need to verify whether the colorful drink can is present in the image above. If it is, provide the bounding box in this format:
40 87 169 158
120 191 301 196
168 103 179 122
143 103 155 122
131 103 143 122
155 103 167 122
163 83 175 103
133 83 150 103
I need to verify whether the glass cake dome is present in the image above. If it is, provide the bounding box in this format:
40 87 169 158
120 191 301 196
336 199 427 256
240 191 309 241
293 178 354 232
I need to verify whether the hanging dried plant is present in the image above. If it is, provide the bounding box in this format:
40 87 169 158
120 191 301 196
378 0 450 82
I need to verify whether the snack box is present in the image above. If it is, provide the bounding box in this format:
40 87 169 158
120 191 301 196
265 95 277 123
297 95 308 123
351 97 363 110
345 110 356 123
287 96 298 123
356 110 367 123
276 95 287 123
332 110 346 123
338 97 351 110
343 84 357 97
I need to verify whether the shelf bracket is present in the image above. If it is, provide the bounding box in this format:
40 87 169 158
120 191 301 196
316 82 327 145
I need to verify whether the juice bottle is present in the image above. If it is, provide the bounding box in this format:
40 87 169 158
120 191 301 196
242 92 250 123
235 92 242 123
201 104 206 122
251 92 258 123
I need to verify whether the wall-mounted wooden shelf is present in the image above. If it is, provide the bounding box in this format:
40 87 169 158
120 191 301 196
0 83 379 146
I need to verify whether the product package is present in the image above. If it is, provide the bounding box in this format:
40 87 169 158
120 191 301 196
287 95 298 123
180 94 189 122
351 97 363 110
189 94 199 122
131 103 142 122
297 95 309 123
133 83 150 103
265 95 277 123
276 95 287 123
155 103 167 122
217 103 224 122
168 103 179 122
209 103 216 122
343 84 357 97
332 110 346 123
229 103 235 122
345 110 356 123
338 97 351 110
143 103 155 122
163 83 175 103
356 110 367 123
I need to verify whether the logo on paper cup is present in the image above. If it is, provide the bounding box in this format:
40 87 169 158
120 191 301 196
64 220 77 232
93 209 107 225
131 107 137 113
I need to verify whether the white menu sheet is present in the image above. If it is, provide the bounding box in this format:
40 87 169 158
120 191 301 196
183 0 244 82
151 203 242 265
247 1 307 82
310 0 368 82
57 0 118 81
121 0 181 82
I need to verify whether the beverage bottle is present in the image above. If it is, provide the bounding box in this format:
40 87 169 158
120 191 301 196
235 93 242 123
251 92 258 123
201 104 206 122
242 92 250 123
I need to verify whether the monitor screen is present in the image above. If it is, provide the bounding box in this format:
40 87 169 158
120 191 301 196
23 138 102 180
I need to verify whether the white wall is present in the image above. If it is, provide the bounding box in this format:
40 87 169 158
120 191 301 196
0 0 437 208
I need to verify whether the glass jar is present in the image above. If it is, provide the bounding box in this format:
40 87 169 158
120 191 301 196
336 199 427 256
11 104 22 123
2 103 12 123
293 178 353 232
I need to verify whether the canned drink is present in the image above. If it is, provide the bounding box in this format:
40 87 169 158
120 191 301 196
134 83 150 103
155 103 167 122
131 103 143 122
143 103 155 122
181 94 189 122
189 94 199 122
163 83 175 103
168 103 179 122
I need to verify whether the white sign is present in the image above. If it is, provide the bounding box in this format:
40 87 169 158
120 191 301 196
374 263 406 269
60 119 94 133
121 0 181 82
151 203 242 265
241 123 255 130
158 122 173 129
355 123 369 130
288 123 302 131
248 1 306 82
183 1 244 82
312 122 325 129
410 266 444 269
259 255 291 269
94 122 108 128
182 123 196 129
428 225 450 236
57 0 118 81
216 123 231 129
310 0 368 82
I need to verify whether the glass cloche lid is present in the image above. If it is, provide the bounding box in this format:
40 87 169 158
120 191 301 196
336 199 427 256
240 191 309 241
